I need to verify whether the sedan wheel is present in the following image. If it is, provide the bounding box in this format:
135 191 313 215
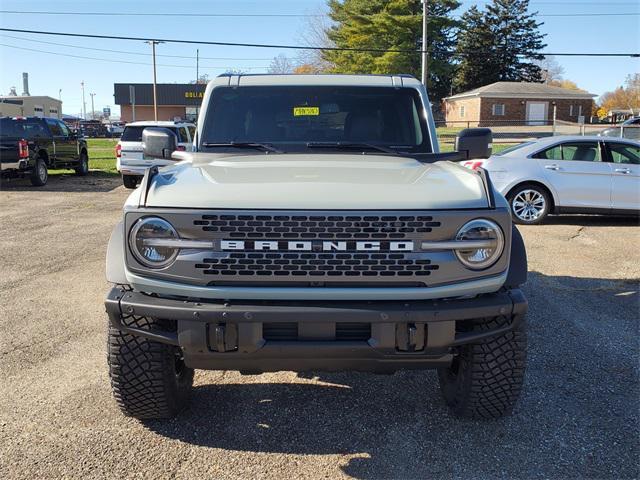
508 185 550 225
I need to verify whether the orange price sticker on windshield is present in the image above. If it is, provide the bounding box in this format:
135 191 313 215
293 106 320 116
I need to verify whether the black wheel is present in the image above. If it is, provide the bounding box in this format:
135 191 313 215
75 151 89 176
108 315 194 419
122 175 138 189
30 158 48 186
438 316 527 419
507 184 551 225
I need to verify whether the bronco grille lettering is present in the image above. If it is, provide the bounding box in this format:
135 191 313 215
220 240 414 252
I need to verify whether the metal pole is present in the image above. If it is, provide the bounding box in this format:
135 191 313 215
129 85 136 122
196 48 199 83
552 103 557 135
90 93 95 120
152 41 158 121
81 81 86 119
146 40 162 121
421 0 428 86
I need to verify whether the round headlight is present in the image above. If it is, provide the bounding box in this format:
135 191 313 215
129 217 179 268
455 219 504 270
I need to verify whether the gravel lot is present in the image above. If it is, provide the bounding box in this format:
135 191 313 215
1 174 638 480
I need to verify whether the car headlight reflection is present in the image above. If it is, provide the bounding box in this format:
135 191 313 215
129 217 179 268
454 219 504 270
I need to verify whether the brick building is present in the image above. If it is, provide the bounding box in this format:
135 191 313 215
113 83 206 122
444 82 596 126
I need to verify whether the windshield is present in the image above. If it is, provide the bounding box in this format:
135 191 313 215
201 86 432 153
121 126 181 142
0 118 47 139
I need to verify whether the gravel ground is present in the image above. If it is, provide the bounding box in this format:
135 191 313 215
0 174 638 480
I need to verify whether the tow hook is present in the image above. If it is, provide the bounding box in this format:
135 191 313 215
396 322 426 352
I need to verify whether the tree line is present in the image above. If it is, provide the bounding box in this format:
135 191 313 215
270 0 548 102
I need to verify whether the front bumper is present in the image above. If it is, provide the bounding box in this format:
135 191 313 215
106 286 527 373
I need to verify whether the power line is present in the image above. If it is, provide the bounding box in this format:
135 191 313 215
0 43 268 70
0 28 638 57
0 9 638 18
0 34 273 62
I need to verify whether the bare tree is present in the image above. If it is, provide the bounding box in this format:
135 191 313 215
268 54 295 74
534 56 565 84
223 68 248 75
294 6 335 73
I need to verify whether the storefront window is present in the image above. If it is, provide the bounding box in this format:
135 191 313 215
185 107 200 123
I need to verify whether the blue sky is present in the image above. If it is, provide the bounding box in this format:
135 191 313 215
0 0 638 117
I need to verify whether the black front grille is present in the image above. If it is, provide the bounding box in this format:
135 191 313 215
262 322 298 341
262 322 371 341
195 251 439 277
336 322 372 340
194 214 441 240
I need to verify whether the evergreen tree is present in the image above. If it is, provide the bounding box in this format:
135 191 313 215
323 0 461 101
453 0 547 93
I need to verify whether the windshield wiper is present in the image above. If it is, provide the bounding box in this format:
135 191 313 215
306 142 400 155
201 142 282 153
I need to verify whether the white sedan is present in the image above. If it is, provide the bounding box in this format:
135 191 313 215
462 136 640 224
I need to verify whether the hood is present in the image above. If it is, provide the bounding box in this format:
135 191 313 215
144 153 488 210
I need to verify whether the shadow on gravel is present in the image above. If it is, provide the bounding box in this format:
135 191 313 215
143 273 639 479
543 214 639 227
0 172 121 193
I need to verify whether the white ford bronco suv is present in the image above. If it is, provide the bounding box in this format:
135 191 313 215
105 74 528 420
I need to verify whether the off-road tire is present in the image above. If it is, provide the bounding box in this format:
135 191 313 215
30 157 48 186
122 175 138 189
507 184 551 225
108 315 194 419
437 316 526 419
75 151 89 176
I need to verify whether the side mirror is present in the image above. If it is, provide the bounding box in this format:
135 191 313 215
142 127 178 159
455 128 492 159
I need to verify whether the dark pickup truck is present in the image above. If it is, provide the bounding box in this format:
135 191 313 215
0 116 89 186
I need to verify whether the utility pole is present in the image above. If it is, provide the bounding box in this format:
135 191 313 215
81 81 86 119
196 49 199 83
145 40 163 121
421 0 428 86
90 93 96 120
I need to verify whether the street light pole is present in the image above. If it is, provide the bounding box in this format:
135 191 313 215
421 0 428 86
81 81 86 119
90 93 96 120
146 40 163 121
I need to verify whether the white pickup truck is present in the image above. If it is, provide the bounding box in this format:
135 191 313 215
115 120 196 188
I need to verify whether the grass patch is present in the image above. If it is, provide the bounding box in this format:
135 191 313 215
48 137 514 177
439 142 511 154
49 138 119 176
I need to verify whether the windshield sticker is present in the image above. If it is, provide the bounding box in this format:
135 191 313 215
293 106 320 116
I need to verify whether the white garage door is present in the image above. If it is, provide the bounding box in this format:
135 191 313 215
526 102 547 126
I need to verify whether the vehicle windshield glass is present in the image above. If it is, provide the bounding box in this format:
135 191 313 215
121 126 180 142
494 141 535 156
0 118 47 138
201 86 432 153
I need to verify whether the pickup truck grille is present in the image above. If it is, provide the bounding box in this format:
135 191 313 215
194 214 441 240
195 251 438 278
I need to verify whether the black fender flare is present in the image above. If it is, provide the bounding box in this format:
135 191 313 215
505 225 527 288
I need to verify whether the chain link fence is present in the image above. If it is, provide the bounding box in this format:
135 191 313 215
436 120 640 151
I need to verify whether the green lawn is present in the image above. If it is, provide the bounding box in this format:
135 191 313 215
440 142 510 154
49 137 511 177
49 138 119 176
